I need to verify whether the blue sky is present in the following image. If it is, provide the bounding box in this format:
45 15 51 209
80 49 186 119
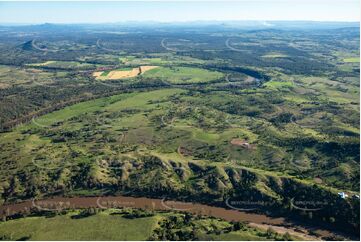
0 0 359 24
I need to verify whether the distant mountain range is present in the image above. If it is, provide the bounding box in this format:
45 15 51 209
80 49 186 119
0 20 359 30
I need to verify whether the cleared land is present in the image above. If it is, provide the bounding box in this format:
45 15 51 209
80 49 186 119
26 61 97 70
143 66 224 84
343 57 360 63
261 53 288 58
0 210 159 240
93 66 158 80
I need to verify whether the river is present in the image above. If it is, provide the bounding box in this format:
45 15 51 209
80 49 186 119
0 195 352 240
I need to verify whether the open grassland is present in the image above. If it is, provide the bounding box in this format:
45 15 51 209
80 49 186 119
263 80 294 90
261 53 288 58
297 76 359 104
0 65 57 88
0 210 159 240
143 66 224 84
26 61 98 70
343 57 360 63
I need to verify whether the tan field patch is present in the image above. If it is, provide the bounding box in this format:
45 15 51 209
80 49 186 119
93 66 159 80
0 83 10 89
107 68 140 79
93 71 103 78
139 65 158 73
27 61 56 67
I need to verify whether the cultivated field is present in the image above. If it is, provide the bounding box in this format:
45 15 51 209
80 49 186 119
93 66 159 80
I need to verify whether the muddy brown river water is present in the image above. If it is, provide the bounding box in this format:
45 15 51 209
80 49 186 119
0 196 352 240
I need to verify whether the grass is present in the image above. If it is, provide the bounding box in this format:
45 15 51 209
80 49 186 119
343 57 360 63
0 65 54 88
10 89 181 132
0 88 185 172
26 61 56 66
100 70 110 76
191 128 221 143
143 66 224 84
0 212 159 240
298 76 359 104
106 88 183 111
26 61 97 69
206 231 271 241
29 93 133 128
261 53 288 58
263 80 294 89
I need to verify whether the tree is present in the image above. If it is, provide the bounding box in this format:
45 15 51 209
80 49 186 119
282 232 292 241
232 221 245 231
266 227 276 239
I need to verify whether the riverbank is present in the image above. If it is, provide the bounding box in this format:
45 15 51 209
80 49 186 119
1 195 354 240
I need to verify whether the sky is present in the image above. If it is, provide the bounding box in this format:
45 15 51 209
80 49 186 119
0 0 359 24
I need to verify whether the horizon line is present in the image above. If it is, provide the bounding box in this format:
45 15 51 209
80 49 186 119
0 20 359 25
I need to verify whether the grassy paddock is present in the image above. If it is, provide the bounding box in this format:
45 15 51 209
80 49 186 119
0 211 159 240
343 57 360 63
143 66 224 84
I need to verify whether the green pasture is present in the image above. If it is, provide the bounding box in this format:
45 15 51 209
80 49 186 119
143 66 224 84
